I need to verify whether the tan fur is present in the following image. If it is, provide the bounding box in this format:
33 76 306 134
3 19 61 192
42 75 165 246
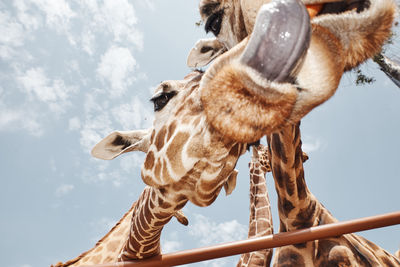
202 62 297 142
193 0 396 142
267 124 400 266
190 0 399 265
86 72 248 262
313 0 397 71
51 202 189 266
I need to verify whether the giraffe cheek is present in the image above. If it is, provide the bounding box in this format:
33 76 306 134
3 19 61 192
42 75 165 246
166 132 190 179
201 63 297 143
144 151 155 170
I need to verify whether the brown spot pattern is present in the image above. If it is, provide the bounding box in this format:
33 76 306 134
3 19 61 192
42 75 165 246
155 126 166 151
166 132 190 178
144 151 155 170
167 120 177 141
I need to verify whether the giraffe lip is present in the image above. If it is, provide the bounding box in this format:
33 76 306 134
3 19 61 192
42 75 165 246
303 0 369 17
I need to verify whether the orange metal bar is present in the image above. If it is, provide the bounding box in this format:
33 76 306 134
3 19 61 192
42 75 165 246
80 211 400 267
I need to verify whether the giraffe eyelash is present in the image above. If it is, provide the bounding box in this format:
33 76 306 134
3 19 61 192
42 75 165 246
205 9 224 36
150 91 177 112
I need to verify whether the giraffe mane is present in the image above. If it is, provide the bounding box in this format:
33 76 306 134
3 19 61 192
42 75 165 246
51 202 136 267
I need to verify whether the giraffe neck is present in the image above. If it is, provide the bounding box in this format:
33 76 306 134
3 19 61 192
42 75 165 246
237 145 273 267
267 123 335 232
51 203 135 267
267 124 400 266
119 186 188 261
248 146 273 239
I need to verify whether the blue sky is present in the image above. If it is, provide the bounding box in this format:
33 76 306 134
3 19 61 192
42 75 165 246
0 1 399 267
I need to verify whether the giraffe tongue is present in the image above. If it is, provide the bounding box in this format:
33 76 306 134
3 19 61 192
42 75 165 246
240 0 311 83
306 4 323 18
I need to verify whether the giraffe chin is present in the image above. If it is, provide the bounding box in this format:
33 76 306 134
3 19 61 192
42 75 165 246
201 63 297 143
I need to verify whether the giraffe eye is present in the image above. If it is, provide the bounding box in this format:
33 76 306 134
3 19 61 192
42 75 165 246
205 10 223 36
150 91 177 112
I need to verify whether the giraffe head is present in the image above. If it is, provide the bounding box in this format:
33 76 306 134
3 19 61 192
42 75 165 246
186 0 395 143
92 71 246 206
189 0 395 69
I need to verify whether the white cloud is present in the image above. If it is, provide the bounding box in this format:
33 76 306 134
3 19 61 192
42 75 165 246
82 0 143 49
30 0 76 33
112 96 153 130
0 10 26 59
161 240 183 253
17 67 77 114
75 0 143 54
302 139 322 153
12 0 143 56
0 11 25 47
55 184 74 197
81 29 96 55
68 117 81 131
79 120 111 154
97 46 137 97
12 0 76 47
0 104 43 136
78 93 114 152
14 0 42 31
189 214 247 246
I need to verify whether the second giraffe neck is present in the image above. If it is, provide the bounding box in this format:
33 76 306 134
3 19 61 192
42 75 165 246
267 123 335 231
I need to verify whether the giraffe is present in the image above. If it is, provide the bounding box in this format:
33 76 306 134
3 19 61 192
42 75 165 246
52 143 272 266
89 71 248 261
52 71 246 264
53 0 397 263
266 123 400 266
237 144 311 267
237 143 274 267
51 202 188 266
188 0 397 143
186 0 400 265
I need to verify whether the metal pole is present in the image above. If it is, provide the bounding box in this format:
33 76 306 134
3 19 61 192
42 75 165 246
80 211 400 267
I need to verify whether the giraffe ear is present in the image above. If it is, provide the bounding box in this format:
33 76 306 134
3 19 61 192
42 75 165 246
223 170 238 196
187 38 226 68
91 129 151 160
